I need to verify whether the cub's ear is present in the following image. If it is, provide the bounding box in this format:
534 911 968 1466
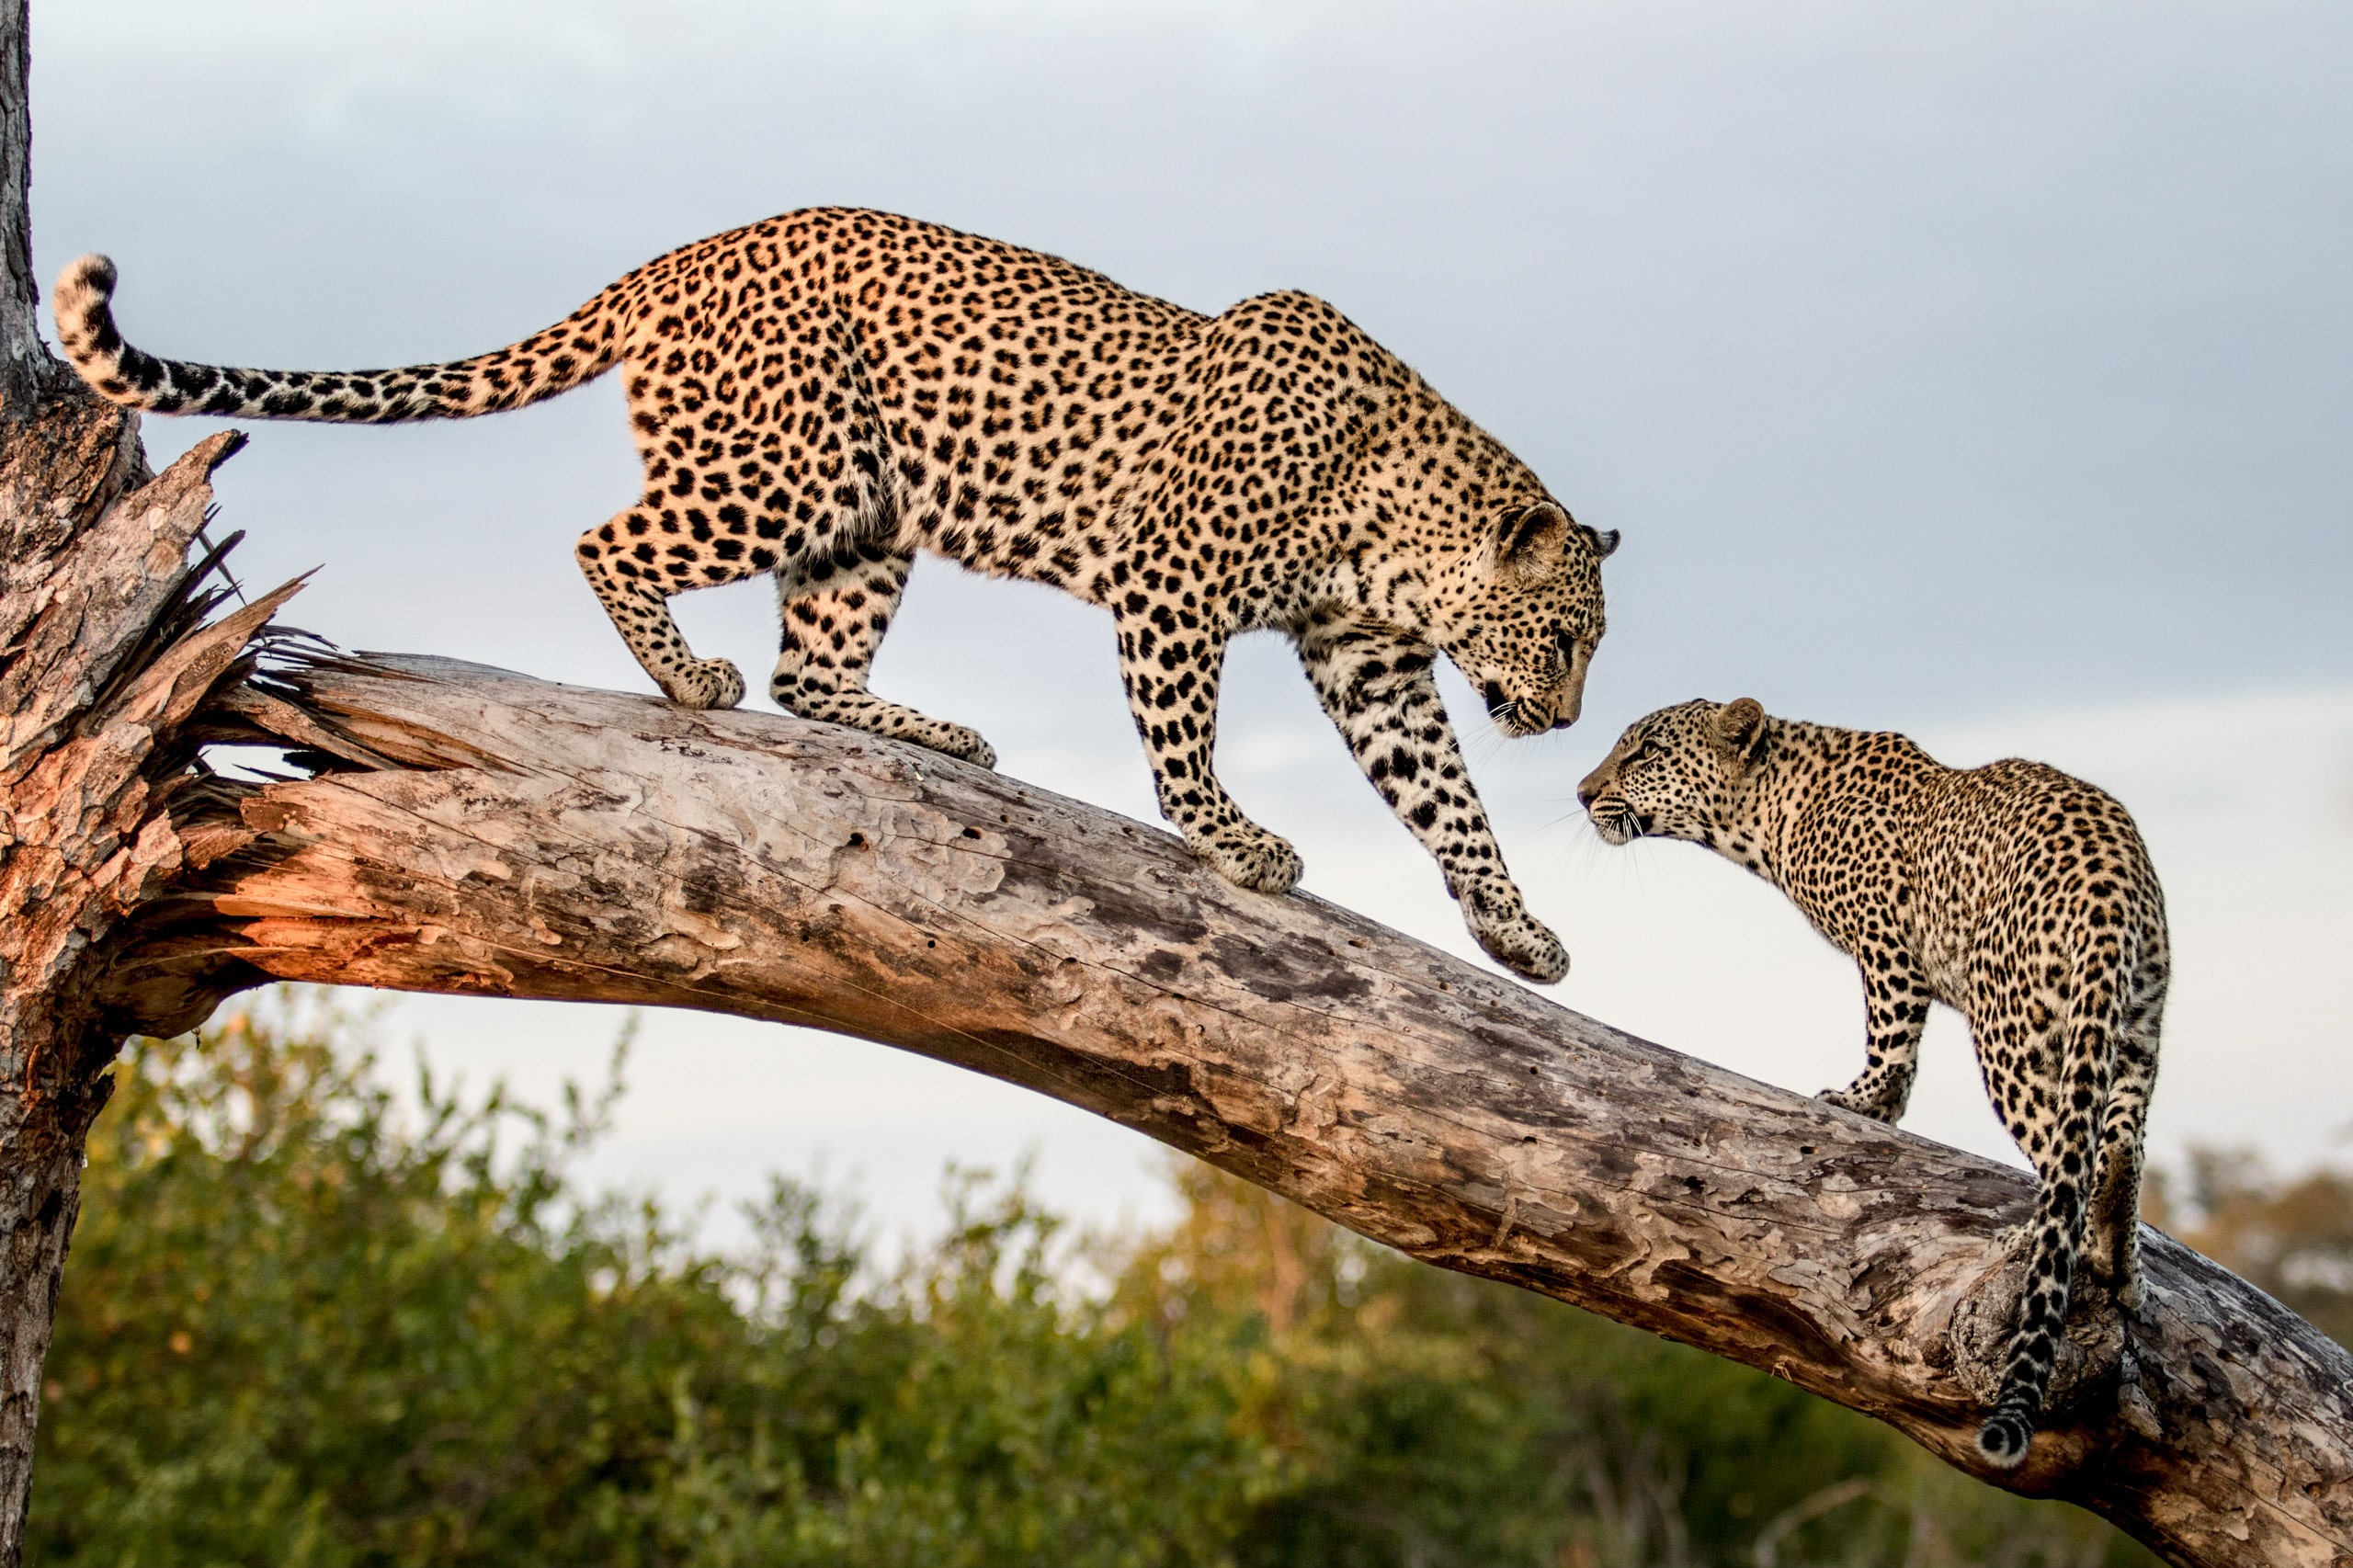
1574 520 1620 560
1714 698 1768 767
1495 502 1570 579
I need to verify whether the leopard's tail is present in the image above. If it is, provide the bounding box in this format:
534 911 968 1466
1975 934 2132 1470
51 254 626 423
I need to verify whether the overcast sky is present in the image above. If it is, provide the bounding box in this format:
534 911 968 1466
31 1 2353 1243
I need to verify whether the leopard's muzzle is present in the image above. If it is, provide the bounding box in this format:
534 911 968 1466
1583 800 1646 845
1483 681 1556 738
1576 768 1646 846
1482 674 1584 739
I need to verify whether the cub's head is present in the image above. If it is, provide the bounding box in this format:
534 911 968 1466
1426 499 1619 738
1577 699 1769 846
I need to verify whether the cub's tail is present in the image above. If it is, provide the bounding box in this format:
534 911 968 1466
1974 938 2131 1470
51 255 626 423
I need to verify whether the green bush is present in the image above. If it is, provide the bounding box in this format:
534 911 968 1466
31 995 2157 1567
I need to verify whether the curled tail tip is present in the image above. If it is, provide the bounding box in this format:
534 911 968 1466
1976 1409 2035 1469
52 253 120 350
57 252 118 298
54 255 119 332
50 253 146 403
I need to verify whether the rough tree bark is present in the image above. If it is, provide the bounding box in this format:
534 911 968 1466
0 0 174 1554
3 9 2347 1568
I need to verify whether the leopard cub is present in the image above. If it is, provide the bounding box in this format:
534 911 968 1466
1578 699 2166 1470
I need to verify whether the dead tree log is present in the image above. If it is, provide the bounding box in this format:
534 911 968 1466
68 649 2342 1568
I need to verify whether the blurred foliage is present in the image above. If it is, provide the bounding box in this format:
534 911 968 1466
36 997 1264 1566
2143 1149 2353 1349
38 994 2312 1566
1115 1163 2147 1568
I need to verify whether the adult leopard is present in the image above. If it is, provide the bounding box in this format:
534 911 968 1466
54 209 1617 981
1578 699 2165 1466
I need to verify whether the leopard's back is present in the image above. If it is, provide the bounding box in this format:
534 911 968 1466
600 210 1210 590
598 210 1447 619
1915 758 2168 1026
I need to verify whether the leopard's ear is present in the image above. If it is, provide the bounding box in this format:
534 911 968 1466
1495 502 1569 579
1574 520 1620 560
1715 698 1768 768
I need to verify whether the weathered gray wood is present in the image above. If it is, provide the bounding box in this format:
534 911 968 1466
0 0 39 410
97 650 2350 1568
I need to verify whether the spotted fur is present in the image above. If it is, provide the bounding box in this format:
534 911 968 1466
1578 699 2165 1466
55 210 1615 979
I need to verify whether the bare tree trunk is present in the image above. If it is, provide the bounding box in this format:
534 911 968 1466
0 3 154 1554
0 10 290 1555
0 402 266 1561
81 650 2346 1568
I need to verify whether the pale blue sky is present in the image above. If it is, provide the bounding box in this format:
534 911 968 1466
34 1 2353 1241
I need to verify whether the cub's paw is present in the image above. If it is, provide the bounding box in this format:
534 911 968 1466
1990 1220 2035 1264
665 657 746 711
1461 882 1568 983
1814 1086 1902 1125
1194 821 1302 896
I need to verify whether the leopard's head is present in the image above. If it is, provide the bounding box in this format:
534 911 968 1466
1577 699 1769 846
1425 500 1618 738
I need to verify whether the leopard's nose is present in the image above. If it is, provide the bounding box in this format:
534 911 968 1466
1575 771 1604 808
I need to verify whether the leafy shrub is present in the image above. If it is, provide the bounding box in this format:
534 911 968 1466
32 995 2165 1567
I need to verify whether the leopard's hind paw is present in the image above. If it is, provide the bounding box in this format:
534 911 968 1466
1195 821 1302 896
665 657 746 710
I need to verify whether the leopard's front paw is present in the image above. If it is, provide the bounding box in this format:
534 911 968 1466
665 657 746 711
1814 1086 1902 1125
1461 881 1568 983
1194 821 1302 896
